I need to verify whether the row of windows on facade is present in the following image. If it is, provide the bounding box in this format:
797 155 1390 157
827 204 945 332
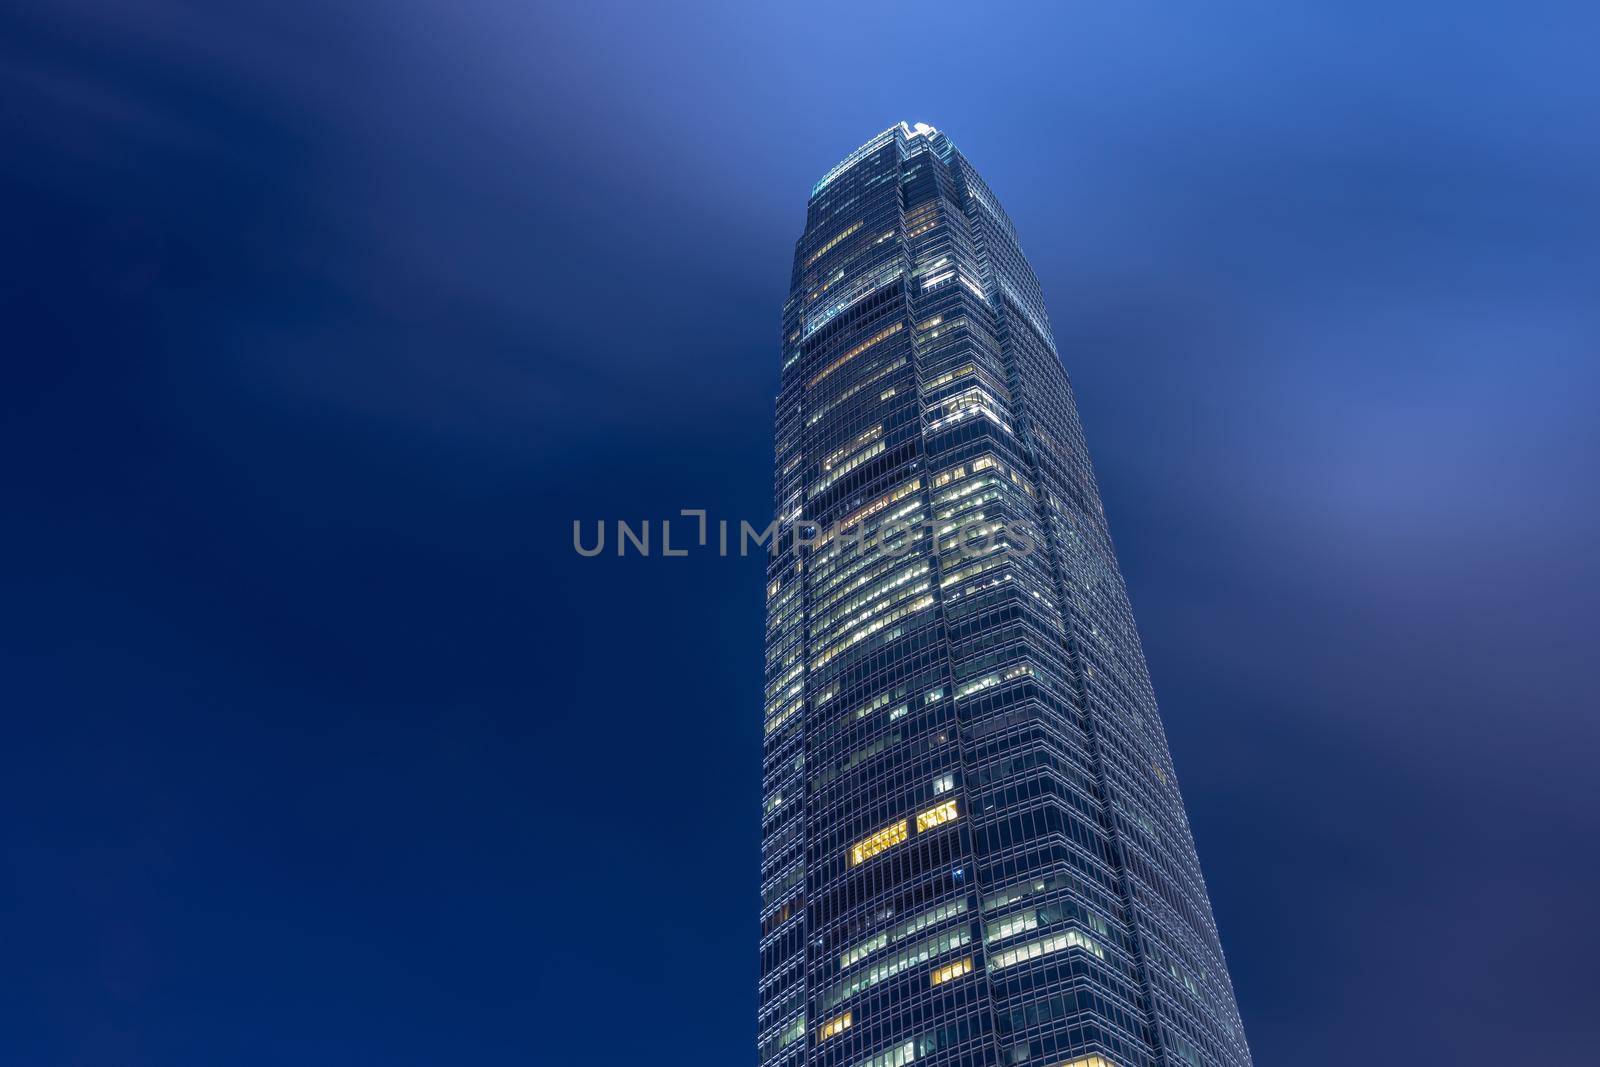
793 662 1088 819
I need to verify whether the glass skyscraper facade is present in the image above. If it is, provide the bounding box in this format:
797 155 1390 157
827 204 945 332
757 123 1252 1067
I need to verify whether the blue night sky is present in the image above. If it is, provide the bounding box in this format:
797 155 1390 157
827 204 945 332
3 2 1598 1064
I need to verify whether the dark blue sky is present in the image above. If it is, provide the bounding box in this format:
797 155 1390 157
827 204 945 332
4 2 1598 1064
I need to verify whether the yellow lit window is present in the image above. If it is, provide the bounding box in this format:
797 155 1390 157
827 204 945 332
809 594 935 672
808 355 906 427
850 819 908 865
1053 1057 1117 1067
805 221 861 267
915 799 958 832
823 425 884 471
929 957 972 986
809 440 886 498
835 478 921 532
808 321 904 388
819 1011 852 1040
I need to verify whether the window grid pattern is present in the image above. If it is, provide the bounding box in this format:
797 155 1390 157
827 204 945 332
759 122 1251 1067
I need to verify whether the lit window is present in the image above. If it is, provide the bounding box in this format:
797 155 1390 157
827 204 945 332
933 773 954 795
805 221 861 267
822 426 884 472
929 956 972 986
810 440 886 498
1052 1058 1117 1067
819 1011 852 1041
840 898 967 968
832 477 921 534
915 800 958 832
822 925 972 1011
850 819 908 866
988 929 1106 971
851 1039 917 1067
807 321 905 389
809 594 935 671
985 907 1049 944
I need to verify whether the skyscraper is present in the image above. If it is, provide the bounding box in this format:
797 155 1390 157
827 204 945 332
758 123 1252 1067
